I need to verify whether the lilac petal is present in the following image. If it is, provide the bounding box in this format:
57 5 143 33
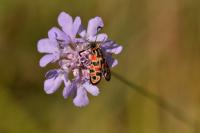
48 27 69 41
87 17 104 36
82 82 99 96
106 55 118 68
44 75 63 94
88 33 108 42
105 45 123 54
73 38 85 44
71 16 81 38
37 39 58 53
58 12 73 36
110 59 118 67
39 54 58 67
45 69 59 79
73 87 89 107
78 25 86 37
62 80 72 99
102 41 123 54
73 69 80 77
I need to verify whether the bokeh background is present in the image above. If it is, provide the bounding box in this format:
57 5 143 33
0 0 200 133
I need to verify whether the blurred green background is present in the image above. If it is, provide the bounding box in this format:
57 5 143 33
0 0 200 133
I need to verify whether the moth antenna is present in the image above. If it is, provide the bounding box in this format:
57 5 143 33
95 26 103 43
97 26 103 32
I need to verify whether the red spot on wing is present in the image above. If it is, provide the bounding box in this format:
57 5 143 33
91 55 97 61
90 73 96 76
95 67 101 71
90 66 94 69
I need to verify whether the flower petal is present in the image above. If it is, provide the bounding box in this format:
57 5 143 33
88 33 108 42
58 12 73 36
102 40 123 54
45 69 59 79
71 16 81 38
105 46 123 54
106 55 118 68
87 17 104 36
37 38 58 53
39 54 58 67
110 59 118 67
48 27 69 41
78 25 86 37
73 87 89 107
82 82 99 96
44 75 63 94
73 69 80 77
62 80 73 99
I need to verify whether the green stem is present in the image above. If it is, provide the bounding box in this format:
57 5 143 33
112 72 195 130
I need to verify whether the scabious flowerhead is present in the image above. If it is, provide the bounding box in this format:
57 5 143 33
37 12 123 107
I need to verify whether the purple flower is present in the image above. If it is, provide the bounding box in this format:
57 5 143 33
79 16 108 42
37 12 123 107
58 12 82 43
37 12 82 67
44 69 70 94
79 17 123 68
73 82 99 107
101 40 123 68
62 69 99 107
37 35 60 67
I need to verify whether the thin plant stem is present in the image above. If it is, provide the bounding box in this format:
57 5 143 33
112 71 195 130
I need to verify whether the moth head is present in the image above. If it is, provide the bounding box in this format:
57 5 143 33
90 42 97 48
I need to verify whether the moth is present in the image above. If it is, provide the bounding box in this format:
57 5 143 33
78 40 111 85
56 37 111 85
88 41 111 85
77 26 111 85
